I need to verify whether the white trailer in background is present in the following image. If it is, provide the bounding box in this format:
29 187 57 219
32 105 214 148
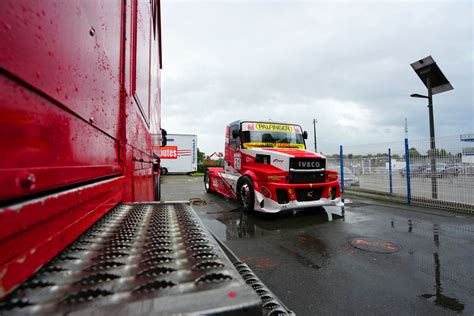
159 134 197 174
461 134 474 164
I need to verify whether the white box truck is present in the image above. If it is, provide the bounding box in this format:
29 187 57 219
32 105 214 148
159 134 198 174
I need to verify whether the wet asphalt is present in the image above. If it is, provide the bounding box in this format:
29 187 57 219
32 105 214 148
161 175 474 315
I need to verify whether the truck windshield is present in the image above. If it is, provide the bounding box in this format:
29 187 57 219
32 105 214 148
241 122 305 149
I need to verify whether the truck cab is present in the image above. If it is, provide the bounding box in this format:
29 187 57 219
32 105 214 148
205 120 343 213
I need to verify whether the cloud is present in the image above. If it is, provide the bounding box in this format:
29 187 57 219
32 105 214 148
161 0 473 154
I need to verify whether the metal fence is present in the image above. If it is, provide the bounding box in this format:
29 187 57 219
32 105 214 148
327 134 474 213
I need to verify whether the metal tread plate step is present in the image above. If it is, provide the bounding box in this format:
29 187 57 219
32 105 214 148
0 203 262 315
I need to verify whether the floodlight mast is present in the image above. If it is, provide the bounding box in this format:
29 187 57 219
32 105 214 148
426 77 437 199
410 56 453 200
313 118 318 152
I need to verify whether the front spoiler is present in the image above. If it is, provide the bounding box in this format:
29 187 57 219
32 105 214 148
254 191 344 213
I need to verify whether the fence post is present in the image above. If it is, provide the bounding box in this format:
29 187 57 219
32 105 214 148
388 148 393 195
404 138 411 205
340 145 344 193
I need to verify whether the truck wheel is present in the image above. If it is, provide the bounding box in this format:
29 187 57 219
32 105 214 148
161 167 168 175
204 170 212 193
239 177 255 212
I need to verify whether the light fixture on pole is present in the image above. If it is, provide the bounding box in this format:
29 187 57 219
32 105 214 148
410 94 428 99
410 56 453 199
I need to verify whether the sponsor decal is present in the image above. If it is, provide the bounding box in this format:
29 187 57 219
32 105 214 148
273 158 284 163
242 122 302 134
160 146 178 159
267 175 285 181
298 160 321 168
178 149 192 157
255 123 293 132
192 139 196 163
260 186 272 199
242 142 305 149
290 158 325 169
234 153 241 170
271 148 304 151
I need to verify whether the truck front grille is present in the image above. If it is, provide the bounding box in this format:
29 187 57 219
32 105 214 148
289 158 325 170
289 172 325 184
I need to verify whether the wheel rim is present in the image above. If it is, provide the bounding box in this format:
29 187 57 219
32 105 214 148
240 183 251 208
204 173 210 190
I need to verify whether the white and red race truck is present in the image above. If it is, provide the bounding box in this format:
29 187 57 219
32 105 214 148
205 120 343 213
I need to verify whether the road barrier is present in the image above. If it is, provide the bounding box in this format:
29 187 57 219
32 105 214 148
326 134 474 213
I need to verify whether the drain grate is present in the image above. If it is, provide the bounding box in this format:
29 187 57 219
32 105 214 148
0 203 261 315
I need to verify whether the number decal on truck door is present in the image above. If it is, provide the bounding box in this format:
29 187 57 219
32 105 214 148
234 153 241 170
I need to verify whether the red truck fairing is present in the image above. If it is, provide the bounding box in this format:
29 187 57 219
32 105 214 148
0 0 162 297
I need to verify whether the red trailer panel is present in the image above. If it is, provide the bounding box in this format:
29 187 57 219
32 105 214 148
0 0 162 297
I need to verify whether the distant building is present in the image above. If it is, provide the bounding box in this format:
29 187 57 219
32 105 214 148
461 133 474 164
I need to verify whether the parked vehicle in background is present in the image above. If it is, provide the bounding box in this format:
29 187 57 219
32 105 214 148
462 165 474 176
400 165 425 178
441 165 462 177
158 134 197 174
328 165 360 187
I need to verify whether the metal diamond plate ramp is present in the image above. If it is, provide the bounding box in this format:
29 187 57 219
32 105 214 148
0 203 262 315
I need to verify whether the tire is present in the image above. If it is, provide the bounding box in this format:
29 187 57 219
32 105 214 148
204 169 212 193
238 177 255 212
161 167 168 175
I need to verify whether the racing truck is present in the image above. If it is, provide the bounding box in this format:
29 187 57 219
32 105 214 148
204 121 343 213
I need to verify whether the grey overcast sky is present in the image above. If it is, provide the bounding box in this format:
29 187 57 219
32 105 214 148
161 0 473 155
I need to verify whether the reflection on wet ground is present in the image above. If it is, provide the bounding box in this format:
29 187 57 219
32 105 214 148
389 218 474 313
420 253 465 313
162 175 474 315
207 207 336 241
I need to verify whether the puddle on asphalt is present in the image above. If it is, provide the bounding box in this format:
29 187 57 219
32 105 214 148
202 207 341 241
389 219 467 312
279 244 322 269
420 252 465 313
295 233 329 257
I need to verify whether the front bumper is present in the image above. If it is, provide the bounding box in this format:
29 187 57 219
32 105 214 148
253 180 343 213
254 193 344 213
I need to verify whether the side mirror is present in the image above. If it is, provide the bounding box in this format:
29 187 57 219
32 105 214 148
232 129 240 139
303 131 308 139
161 128 167 146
